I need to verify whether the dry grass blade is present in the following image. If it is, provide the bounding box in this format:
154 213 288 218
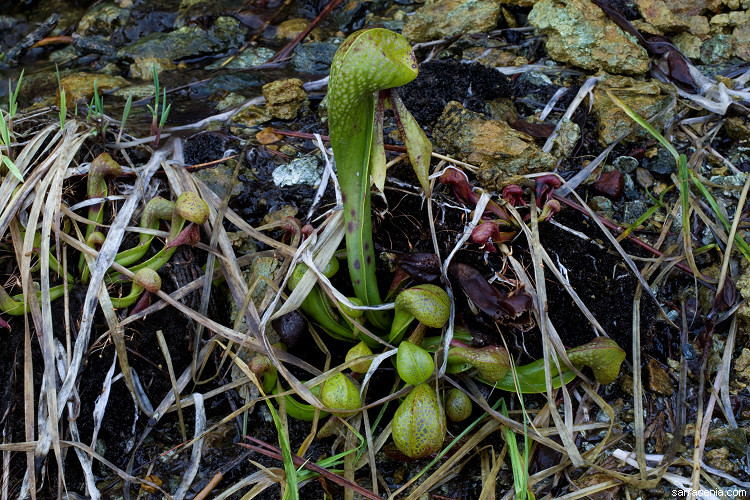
174 394 206 500
156 330 187 441
399 418 501 499
526 195 584 467
632 284 647 480
58 145 170 418
240 437 383 500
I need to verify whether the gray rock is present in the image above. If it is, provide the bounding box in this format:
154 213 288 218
193 160 244 201
206 47 274 70
118 16 246 61
291 42 339 75
706 426 748 458
643 147 677 175
272 155 322 187
206 72 262 94
623 200 648 224
701 35 733 65
77 2 130 36
613 156 639 174
589 196 614 219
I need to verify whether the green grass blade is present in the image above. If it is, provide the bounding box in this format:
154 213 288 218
618 203 663 241
93 79 101 115
151 64 160 117
690 172 750 262
0 111 9 148
502 399 528 500
120 94 132 129
9 69 23 117
606 91 679 162
59 90 66 130
1 156 23 182
264 399 299 500
159 102 171 128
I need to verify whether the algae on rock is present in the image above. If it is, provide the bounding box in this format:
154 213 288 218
528 0 649 75
432 101 555 190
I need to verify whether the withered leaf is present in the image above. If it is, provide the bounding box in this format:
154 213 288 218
710 278 737 317
449 262 532 319
508 119 554 139
397 252 441 282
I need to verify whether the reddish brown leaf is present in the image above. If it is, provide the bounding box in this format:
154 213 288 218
165 223 200 249
508 119 554 138
396 252 442 282
449 262 532 319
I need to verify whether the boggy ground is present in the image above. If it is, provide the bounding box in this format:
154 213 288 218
0 0 749 498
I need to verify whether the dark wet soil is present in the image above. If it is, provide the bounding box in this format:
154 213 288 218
3 0 747 496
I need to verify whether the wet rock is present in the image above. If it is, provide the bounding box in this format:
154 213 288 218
56 72 128 107
401 0 501 44
113 83 156 100
646 358 674 395
207 72 262 95
176 0 222 28
725 117 750 142
329 0 371 32
291 42 338 75
262 78 308 120
705 447 737 473
706 426 748 457
230 105 271 136
118 16 246 61
76 2 130 36
129 57 176 80
192 161 244 201
216 92 247 111
528 0 649 75
593 171 624 199
735 25 750 61
635 167 655 189
549 118 580 159
272 154 322 187
735 348 750 385
634 0 705 33
433 101 555 189
276 18 322 41
256 128 283 145
701 34 733 65
206 47 274 70
49 46 79 63
592 75 672 146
